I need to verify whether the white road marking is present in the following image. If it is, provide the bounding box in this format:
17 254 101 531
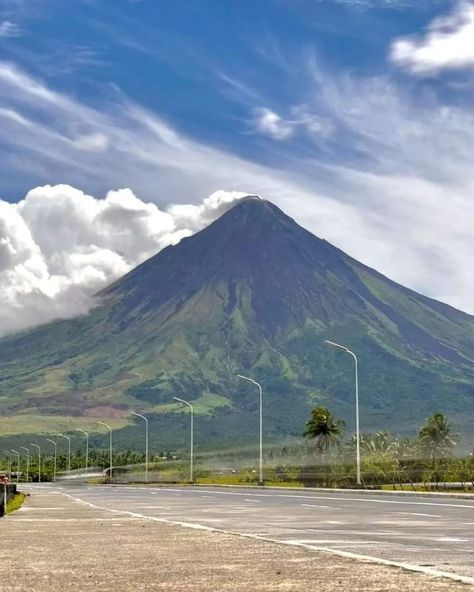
435 537 468 543
244 499 262 503
304 528 460 543
59 492 474 586
10 518 141 522
289 539 380 546
396 512 442 518
19 507 65 511
300 504 335 510
161 488 474 510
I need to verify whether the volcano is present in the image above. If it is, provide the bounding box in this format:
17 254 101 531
0 196 473 446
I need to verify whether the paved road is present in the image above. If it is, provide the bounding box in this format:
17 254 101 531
5 488 469 592
29 484 474 584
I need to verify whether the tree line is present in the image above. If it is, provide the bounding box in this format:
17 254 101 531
301 407 470 488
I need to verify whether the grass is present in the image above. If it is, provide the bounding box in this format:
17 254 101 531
151 393 233 416
0 414 129 436
381 484 474 494
198 474 249 486
6 492 26 513
197 474 304 487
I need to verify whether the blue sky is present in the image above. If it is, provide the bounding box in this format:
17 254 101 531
0 0 474 331
2 0 470 199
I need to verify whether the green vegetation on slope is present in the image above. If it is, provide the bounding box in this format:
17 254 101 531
0 197 472 452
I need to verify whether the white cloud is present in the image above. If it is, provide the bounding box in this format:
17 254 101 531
390 2 474 74
72 132 109 152
0 20 22 38
0 186 247 335
252 107 295 140
251 105 331 141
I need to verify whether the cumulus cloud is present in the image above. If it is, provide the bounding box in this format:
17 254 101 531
0 186 246 335
390 2 474 74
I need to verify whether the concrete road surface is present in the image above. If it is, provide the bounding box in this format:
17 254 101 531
2 483 472 590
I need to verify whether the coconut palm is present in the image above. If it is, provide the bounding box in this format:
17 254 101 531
419 413 457 460
303 407 345 455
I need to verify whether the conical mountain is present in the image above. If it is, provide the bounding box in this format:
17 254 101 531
0 196 473 447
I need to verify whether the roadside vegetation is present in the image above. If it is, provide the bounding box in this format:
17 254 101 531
2 410 472 491
6 492 26 514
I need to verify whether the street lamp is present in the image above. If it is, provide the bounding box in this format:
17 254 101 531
58 434 71 473
46 439 57 482
20 447 30 483
11 450 20 484
325 340 361 485
98 422 113 482
237 374 264 485
30 444 41 483
3 452 11 479
131 412 149 484
73 429 89 475
173 398 194 483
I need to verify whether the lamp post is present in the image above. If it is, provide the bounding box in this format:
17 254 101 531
30 444 41 483
173 398 194 483
20 447 30 483
46 439 57 482
3 452 11 480
325 340 361 485
58 434 71 473
98 422 113 482
237 374 264 485
73 429 89 475
131 412 149 483
11 450 20 483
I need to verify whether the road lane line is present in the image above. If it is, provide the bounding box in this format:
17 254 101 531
396 512 442 518
300 504 335 510
176 488 474 510
289 539 380 545
59 491 474 586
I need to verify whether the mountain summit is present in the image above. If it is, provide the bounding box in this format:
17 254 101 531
0 196 473 445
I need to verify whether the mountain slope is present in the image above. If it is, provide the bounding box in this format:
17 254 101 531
0 196 473 447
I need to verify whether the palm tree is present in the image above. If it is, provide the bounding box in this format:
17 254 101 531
303 407 345 456
419 413 457 460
